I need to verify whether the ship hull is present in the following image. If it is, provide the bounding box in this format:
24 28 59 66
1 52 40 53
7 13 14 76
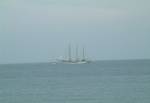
57 60 90 64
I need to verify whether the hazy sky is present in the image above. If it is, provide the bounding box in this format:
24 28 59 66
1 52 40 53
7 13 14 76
0 0 150 64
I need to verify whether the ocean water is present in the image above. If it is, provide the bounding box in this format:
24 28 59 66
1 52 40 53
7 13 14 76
0 60 150 103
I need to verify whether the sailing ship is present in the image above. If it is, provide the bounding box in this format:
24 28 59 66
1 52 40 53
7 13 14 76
58 44 91 64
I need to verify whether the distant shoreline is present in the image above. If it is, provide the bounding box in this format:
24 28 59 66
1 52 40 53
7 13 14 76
0 59 150 65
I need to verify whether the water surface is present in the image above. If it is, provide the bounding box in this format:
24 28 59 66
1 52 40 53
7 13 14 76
0 60 150 103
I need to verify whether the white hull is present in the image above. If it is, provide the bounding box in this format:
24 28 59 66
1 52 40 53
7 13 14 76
57 60 91 64
62 61 88 64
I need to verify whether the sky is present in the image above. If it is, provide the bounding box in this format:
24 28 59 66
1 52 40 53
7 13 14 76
0 0 150 64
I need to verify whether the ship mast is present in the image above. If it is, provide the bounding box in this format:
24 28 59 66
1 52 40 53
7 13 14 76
82 47 85 61
76 45 79 62
68 44 72 62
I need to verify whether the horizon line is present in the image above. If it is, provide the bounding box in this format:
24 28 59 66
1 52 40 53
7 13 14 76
0 58 150 65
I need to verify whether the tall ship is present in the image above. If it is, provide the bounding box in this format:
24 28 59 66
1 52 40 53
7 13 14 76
58 44 91 64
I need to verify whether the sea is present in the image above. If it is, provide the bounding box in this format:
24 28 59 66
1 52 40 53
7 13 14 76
0 60 150 103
